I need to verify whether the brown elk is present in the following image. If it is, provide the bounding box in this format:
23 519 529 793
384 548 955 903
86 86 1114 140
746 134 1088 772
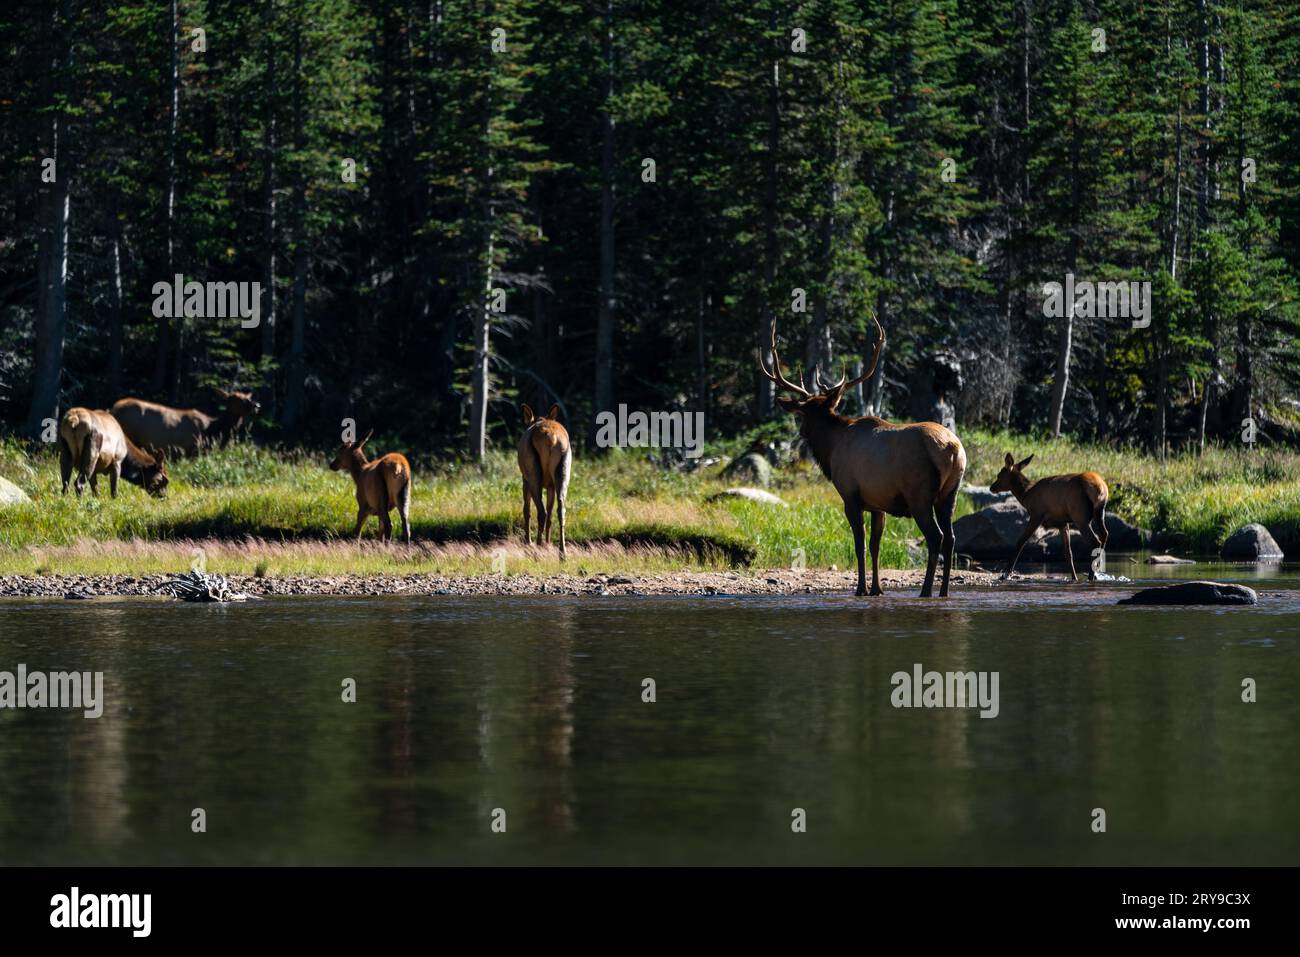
760 317 967 598
58 408 169 498
518 403 572 557
329 430 412 544
989 453 1109 581
111 387 260 456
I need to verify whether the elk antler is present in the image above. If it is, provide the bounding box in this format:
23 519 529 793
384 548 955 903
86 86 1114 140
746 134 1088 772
827 315 886 394
757 321 813 399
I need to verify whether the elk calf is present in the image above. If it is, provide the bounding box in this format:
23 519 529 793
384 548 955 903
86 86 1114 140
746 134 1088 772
59 408 169 498
329 430 412 544
989 453 1109 581
518 404 572 557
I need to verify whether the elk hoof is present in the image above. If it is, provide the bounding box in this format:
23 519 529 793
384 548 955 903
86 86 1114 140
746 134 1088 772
854 586 867 597
869 587 884 597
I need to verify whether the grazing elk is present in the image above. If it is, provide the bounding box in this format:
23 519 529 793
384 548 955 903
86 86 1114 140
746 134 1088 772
111 387 260 456
760 317 967 598
989 453 1109 582
518 403 572 557
58 408 169 498
329 430 412 544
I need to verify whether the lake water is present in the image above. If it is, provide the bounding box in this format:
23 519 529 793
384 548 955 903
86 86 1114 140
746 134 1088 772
1 566 1298 865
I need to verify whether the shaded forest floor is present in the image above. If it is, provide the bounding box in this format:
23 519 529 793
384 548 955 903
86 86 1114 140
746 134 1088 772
1 430 1298 579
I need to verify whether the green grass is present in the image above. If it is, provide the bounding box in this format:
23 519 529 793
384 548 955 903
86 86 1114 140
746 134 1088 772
1 428 1297 577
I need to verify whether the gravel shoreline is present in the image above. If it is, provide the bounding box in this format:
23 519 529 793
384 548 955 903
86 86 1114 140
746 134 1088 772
0 567 1008 599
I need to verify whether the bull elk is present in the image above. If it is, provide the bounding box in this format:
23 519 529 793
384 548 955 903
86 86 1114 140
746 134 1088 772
518 403 572 557
58 408 169 498
989 453 1109 581
329 430 412 544
111 387 260 456
760 317 967 598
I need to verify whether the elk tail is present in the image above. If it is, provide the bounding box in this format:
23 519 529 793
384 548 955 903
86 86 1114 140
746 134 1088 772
932 436 967 502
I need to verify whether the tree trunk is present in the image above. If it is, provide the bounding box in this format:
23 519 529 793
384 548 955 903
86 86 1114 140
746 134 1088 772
282 26 307 428
592 0 616 442
26 76 70 434
108 212 124 398
756 9 780 421
260 0 279 375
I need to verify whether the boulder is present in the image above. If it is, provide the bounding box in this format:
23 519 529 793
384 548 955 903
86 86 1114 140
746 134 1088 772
1144 554 1195 565
954 500 1047 560
962 484 1013 508
720 453 772 488
954 500 1151 561
708 487 787 507
1118 581 1258 606
0 476 30 506
1220 523 1284 562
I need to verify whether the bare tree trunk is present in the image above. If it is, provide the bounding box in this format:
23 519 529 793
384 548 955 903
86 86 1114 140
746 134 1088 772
260 0 279 378
1047 82 1082 438
756 9 780 421
26 33 71 435
282 25 307 428
469 226 494 460
592 0 616 441
152 0 181 394
108 212 124 398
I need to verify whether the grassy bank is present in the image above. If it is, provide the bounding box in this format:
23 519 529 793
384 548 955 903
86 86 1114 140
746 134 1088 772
1 429 1297 577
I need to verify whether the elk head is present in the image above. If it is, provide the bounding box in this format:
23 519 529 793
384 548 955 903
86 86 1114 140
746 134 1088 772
137 448 169 498
214 386 261 418
759 316 886 422
521 403 561 428
990 452 1034 494
330 429 372 471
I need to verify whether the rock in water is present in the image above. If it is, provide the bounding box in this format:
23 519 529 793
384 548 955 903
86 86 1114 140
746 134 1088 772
1145 554 1195 564
1220 523 1284 562
1118 581 1258 606
708 487 787 507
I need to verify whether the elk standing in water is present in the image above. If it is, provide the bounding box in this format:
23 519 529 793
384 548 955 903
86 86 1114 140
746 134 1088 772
59 408 169 498
518 404 571 557
329 430 412 544
111 387 260 456
989 453 1109 581
760 317 966 598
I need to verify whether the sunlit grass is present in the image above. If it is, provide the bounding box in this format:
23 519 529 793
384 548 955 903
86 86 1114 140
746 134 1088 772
1 428 1298 577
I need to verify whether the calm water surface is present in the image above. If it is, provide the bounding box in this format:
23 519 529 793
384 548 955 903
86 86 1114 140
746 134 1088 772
1 566 1297 865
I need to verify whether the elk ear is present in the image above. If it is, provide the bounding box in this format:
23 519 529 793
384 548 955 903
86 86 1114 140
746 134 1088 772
546 403 561 421
825 381 847 411
212 386 231 399
1004 452 1015 468
521 404 535 426
1016 454 1034 470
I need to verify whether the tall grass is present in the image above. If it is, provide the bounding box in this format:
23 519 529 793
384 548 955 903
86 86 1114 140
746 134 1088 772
1 428 1297 576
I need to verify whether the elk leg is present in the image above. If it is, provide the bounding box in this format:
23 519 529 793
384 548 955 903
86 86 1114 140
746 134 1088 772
844 499 867 596
1002 521 1042 580
1060 526 1078 581
89 472 99 497
544 487 555 543
868 511 885 596
556 493 566 560
59 442 72 494
399 489 412 545
936 485 959 598
110 462 120 499
522 487 532 544
911 508 943 598
531 489 545 545
353 507 367 541
381 512 393 544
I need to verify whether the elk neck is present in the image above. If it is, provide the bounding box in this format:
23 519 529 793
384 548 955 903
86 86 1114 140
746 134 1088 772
800 409 882 479
1003 471 1036 506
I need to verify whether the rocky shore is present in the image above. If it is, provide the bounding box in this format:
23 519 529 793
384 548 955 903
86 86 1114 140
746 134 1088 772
0 567 1009 599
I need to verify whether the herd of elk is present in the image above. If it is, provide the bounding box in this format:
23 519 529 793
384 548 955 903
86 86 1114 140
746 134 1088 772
111 387 260 457
518 403 572 558
58 408 169 498
49 361 1110 584
760 316 967 598
990 453 1109 582
328 430 413 544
